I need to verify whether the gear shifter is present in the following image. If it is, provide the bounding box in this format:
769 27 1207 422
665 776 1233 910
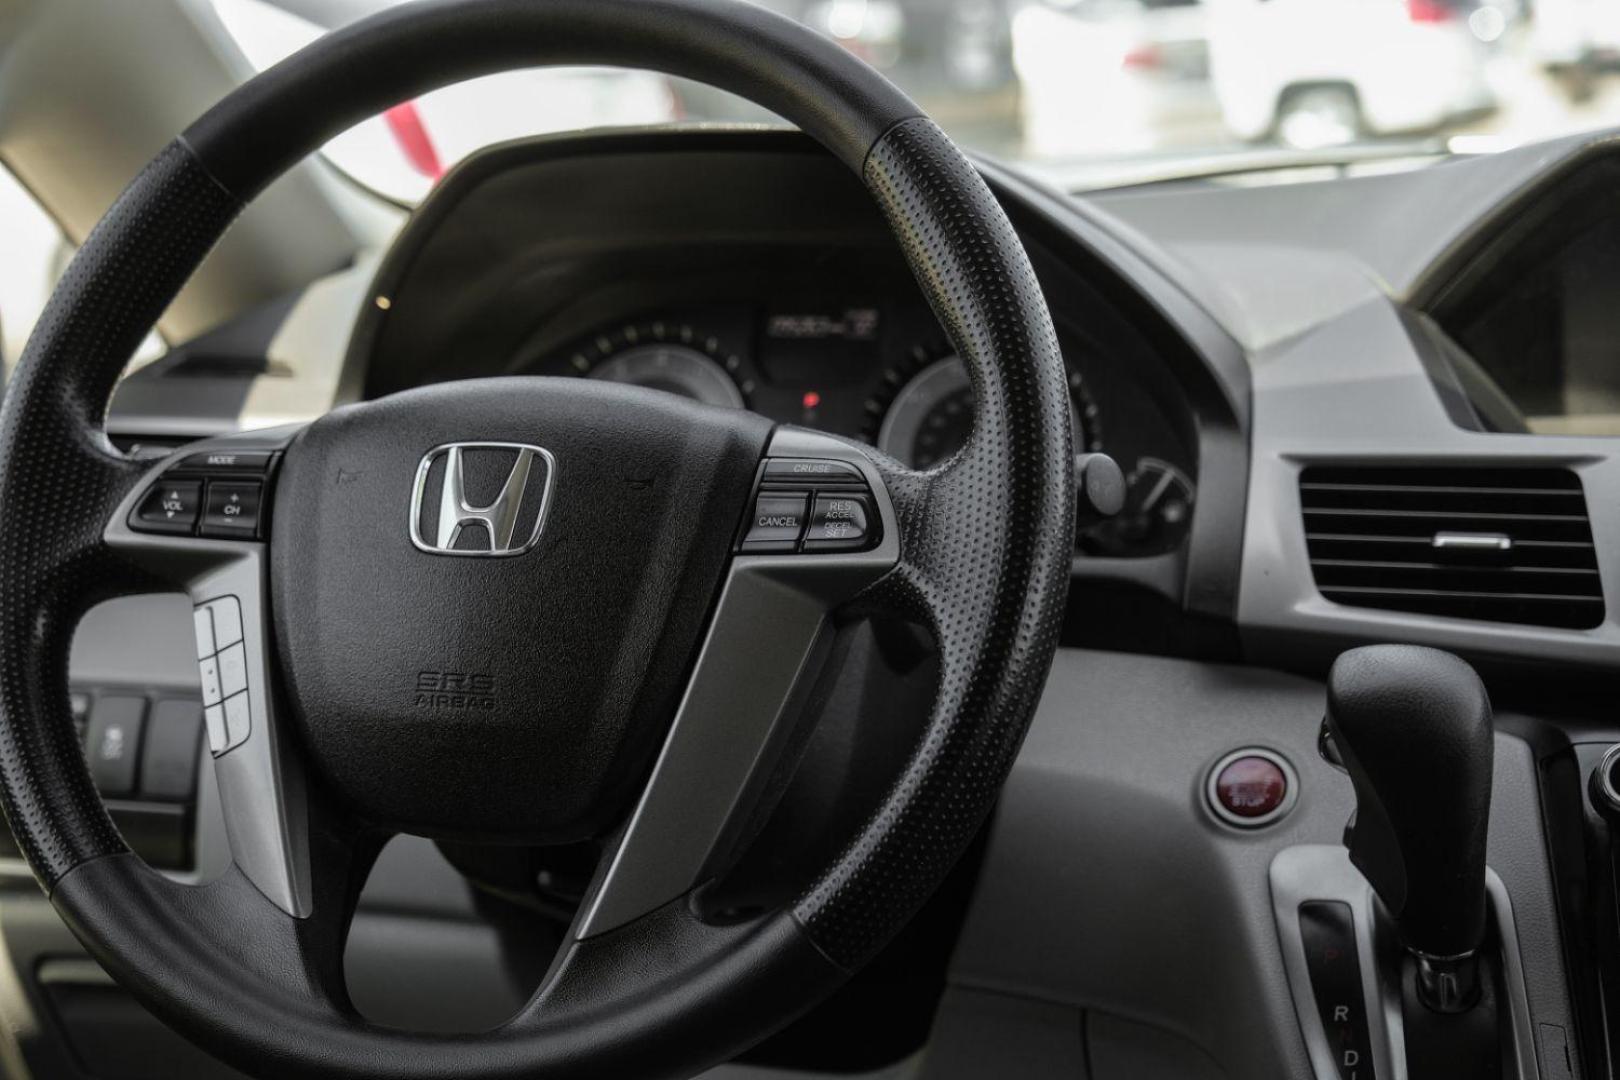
1320 644 1494 1013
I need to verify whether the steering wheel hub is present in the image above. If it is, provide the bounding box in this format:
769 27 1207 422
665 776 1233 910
272 377 769 841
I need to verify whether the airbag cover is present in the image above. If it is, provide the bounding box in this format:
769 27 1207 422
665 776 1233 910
269 377 770 841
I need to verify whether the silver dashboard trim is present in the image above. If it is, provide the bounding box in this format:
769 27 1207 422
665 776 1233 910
1271 845 1537 1080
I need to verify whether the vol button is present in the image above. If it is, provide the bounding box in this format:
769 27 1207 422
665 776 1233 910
133 480 202 535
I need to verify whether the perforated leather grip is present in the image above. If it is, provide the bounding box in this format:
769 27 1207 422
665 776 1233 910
795 119 1076 968
0 143 241 887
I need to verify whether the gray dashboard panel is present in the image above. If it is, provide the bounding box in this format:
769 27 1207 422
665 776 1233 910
1079 129 1620 670
1088 129 1615 351
1238 293 1620 671
945 647 1574 1078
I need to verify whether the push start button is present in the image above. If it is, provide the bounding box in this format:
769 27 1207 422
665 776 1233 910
1206 748 1297 828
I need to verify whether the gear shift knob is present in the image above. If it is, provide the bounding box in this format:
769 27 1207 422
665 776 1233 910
1321 645 1493 1010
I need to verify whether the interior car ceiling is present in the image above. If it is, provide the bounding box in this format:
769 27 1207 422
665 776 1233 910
0 1 1614 1079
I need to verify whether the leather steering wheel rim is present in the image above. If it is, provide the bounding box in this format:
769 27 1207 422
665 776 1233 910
0 1 1075 1077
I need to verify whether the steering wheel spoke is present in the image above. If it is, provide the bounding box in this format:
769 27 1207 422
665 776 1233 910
104 426 315 917
572 427 899 939
54 786 386 1035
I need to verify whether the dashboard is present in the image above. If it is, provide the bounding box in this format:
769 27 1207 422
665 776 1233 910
61 113 1620 1080
347 131 1210 566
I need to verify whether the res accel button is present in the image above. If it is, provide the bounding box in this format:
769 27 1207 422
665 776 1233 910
802 494 872 552
741 493 809 553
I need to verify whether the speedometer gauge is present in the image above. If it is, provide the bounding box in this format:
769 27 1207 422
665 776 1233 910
588 344 744 409
871 350 1098 469
566 323 748 410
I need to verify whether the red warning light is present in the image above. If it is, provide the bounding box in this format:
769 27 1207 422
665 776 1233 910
802 391 822 409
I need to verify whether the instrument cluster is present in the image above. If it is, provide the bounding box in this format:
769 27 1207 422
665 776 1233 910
533 302 1196 558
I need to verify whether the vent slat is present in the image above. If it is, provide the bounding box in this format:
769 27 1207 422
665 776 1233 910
1302 482 1579 497
1300 465 1604 630
1312 559 1599 577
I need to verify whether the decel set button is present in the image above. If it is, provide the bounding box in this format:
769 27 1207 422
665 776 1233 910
803 494 872 552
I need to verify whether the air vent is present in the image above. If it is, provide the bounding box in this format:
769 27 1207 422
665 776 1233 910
1300 465 1604 630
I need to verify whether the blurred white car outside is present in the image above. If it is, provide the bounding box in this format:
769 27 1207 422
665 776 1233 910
1014 0 1212 159
1532 0 1620 98
1207 0 1497 148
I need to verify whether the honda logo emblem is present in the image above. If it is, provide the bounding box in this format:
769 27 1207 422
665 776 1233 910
409 442 555 556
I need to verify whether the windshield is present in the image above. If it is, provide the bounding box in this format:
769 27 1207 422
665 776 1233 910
214 0 1620 199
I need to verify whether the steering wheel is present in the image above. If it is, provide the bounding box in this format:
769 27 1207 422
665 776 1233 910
0 1 1074 1076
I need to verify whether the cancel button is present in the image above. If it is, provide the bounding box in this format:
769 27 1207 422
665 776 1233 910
741 492 809 553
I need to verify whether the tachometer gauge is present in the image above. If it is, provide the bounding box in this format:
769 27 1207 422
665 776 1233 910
869 349 1099 469
567 323 747 410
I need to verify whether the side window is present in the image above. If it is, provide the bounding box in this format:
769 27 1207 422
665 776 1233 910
0 164 70 381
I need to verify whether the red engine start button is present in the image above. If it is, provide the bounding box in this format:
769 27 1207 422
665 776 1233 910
1207 749 1297 828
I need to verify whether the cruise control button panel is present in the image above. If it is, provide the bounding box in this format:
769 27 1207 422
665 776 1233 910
128 450 278 540
736 457 880 556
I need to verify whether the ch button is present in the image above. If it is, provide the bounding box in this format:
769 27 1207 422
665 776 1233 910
741 493 809 553
201 481 264 539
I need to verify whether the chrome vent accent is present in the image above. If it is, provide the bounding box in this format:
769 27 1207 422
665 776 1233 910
1300 465 1604 630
